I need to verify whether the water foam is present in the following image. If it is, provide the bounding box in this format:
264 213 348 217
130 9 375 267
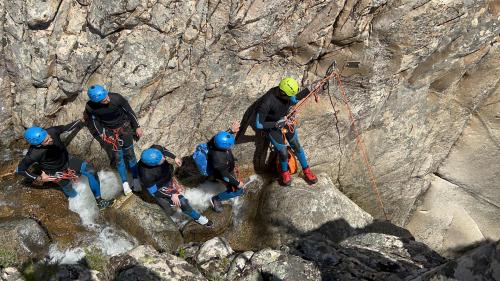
68 178 99 227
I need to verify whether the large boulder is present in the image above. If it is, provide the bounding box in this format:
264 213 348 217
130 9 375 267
293 229 446 280
257 173 373 247
110 245 206 281
233 248 322 281
0 218 50 267
104 195 183 253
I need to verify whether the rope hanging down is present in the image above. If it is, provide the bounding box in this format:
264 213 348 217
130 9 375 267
286 63 389 220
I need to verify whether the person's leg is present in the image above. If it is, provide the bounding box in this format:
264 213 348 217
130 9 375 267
121 129 140 191
115 148 128 183
214 185 244 201
69 156 114 208
268 129 288 172
59 180 77 198
287 129 317 184
268 129 292 185
287 129 308 169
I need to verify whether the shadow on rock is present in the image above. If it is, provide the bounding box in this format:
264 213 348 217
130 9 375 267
271 218 447 280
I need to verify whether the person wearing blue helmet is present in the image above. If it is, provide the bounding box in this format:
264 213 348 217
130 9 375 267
138 145 213 227
208 121 244 213
84 84 142 196
16 122 114 209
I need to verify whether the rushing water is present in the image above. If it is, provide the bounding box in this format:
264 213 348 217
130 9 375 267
49 170 138 264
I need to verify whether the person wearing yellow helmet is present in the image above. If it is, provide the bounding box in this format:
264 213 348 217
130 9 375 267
255 77 318 186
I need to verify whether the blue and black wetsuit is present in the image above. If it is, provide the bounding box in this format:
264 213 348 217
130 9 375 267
84 92 140 184
138 145 202 221
255 86 311 172
207 137 243 201
15 121 102 198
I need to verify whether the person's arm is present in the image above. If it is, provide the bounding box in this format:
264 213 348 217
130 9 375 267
146 184 158 196
212 162 240 187
255 99 277 129
115 94 140 130
15 153 40 181
150 144 182 166
51 120 83 135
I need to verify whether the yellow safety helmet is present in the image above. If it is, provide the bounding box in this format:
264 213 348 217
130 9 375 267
278 77 299 96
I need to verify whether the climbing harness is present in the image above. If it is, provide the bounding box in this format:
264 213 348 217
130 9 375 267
53 169 79 183
284 62 389 220
101 128 124 152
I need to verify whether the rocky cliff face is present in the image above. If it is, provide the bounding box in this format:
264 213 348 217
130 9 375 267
0 0 499 257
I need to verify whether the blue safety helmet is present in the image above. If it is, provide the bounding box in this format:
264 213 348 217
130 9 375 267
87 84 109 103
141 148 163 166
214 131 235 150
24 126 48 145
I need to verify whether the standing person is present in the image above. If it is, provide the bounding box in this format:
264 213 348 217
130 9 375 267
139 145 213 227
208 121 245 213
16 123 115 209
84 84 142 196
255 77 318 186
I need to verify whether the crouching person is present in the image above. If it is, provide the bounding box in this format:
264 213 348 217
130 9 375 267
139 145 213 227
16 123 115 209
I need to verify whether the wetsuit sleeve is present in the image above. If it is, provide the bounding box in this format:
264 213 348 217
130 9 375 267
85 105 105 135
51 120 83 135
255 98 277 129
296 88 310 100
115 94 140 130
150 145 176 159
15 154 40 180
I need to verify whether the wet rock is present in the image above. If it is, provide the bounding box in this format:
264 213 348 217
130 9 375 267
104 195 183 253
182 205 232 243
0 218 50 265
412 240 500 281
0 181 88 247
111 245 206 281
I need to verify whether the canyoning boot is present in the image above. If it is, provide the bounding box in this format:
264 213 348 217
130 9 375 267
210 196 223 213
196 216 214 228
122 182 133 196
96 198 115 209
303 167 318 185
280 170 292 186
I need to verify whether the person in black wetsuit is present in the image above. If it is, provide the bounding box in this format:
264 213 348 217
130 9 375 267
255 77 318 186
208 121 245 213
16 122 114 209
139 145 213 227
84 84 142 196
